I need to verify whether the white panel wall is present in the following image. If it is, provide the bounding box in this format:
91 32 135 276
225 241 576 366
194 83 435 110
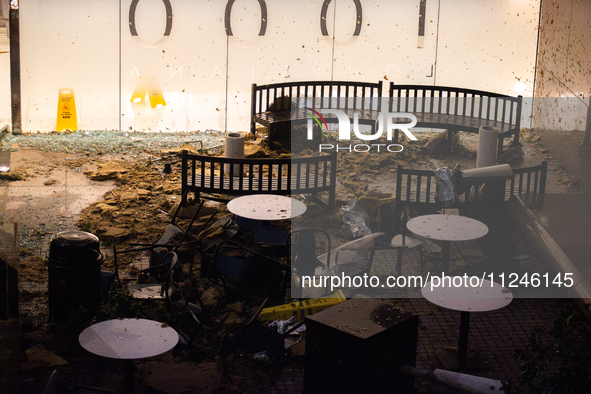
226 0 333 131
17 0 541 133
436 0 540 96
120 0 229 132
331 0 438 84
20 0 119 132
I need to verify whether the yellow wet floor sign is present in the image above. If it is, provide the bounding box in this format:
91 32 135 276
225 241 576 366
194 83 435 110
56 89 77 131
130 77 166 109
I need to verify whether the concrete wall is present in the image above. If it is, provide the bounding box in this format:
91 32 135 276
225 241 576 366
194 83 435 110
534 0 591 132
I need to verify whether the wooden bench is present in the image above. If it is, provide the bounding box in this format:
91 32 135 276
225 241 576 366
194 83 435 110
394 161 547 223
505 161 547 199
388 84 522 157
251 80 383 145
181 150 337 208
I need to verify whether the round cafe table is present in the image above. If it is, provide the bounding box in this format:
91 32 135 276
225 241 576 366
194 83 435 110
227 194 307 221
79 318 179 393
407 214 488 273
422 278 513 362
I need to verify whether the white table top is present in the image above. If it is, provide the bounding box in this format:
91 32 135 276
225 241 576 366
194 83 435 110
79 318 179 360
227 194 307 220
407 214 488 242
421 278 513 313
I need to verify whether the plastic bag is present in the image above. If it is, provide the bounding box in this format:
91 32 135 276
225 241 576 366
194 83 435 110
340 198 372 238
434 167 458 202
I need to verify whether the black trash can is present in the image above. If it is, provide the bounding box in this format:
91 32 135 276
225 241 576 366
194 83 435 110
47 231 104 326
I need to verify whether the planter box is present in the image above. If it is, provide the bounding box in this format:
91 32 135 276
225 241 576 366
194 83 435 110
303 298 419 394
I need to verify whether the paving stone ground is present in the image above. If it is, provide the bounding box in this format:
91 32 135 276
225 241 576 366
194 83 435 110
269 230 573 393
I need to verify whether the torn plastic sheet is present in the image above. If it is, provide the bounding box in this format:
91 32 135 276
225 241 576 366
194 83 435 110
434 167 458 202
340 198 372 238
219 217 239 238
316 232 384 276
268 316 306 336
268 316 306 349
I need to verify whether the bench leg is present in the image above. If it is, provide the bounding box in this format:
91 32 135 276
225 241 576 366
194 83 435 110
328 189 335 210
447 129 457 147
268 124 274 147
181 190 200 207
497 136 504 158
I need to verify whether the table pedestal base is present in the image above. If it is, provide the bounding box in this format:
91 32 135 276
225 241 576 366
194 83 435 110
458 311 470 360
435 349 490 372
123 359 135 394
437 311 489 372
441 241 451 273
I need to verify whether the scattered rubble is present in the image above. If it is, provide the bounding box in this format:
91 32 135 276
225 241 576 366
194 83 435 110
24 344 68 368
498 142 525 163
1 126 584 393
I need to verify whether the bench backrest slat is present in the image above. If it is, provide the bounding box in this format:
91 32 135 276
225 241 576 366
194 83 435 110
396 165 439 205
238 163 244 190
429 89 434 114
462 92 468 117
508 161 547 198
258 163 263 191
477 93 484 120
395 165 441 230
252 81 382 115
388 83 522 155
389 83 521 125
227 159 233 189
395 161 547 219
209 161 215 190
182 151 337 205
323 157 329 187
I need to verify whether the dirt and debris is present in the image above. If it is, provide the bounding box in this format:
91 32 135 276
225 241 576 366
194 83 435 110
23 344 69 368
0 171 26 181
0 126 583 393
498 142 525 163
4 127 578 285
418 131 474 158
370 301 407 327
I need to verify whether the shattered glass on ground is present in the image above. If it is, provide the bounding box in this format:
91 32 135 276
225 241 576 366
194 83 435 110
0 130 226 155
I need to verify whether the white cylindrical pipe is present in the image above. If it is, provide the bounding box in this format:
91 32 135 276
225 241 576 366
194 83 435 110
433 369 505 394
476 126 498 168
225 132 245 175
